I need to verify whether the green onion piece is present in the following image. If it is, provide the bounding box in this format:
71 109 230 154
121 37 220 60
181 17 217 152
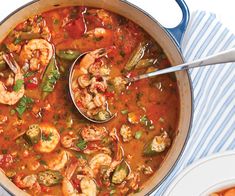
135 131 143 140
121 109 128 115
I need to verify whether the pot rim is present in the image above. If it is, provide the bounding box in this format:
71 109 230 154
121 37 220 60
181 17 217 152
0 0 194 195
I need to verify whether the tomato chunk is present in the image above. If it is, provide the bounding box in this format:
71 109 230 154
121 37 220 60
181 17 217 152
0 154 13 168
65 18 86 39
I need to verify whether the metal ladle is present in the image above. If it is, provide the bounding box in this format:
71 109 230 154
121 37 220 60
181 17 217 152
69 48 235 123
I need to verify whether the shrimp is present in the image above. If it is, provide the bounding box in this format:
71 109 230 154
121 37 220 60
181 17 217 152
81 125 107 141
89 153 112 175
77 75 91 88
0 115 7 125
127 172 140 191
80 177 97 196
88 59 110 76
93 94 106 107
47 150 69 170
78 48 107 75
89 77 107 94
34 123 60 153
0 54 24 105
19 39 53 71
61 132 78 148
97 9 113 25
13 173 37 189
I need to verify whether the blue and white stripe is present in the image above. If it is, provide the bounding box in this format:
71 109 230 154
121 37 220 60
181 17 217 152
154 11 235 195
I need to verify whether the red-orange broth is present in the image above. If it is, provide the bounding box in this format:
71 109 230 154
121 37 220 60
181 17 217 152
0 6 179 195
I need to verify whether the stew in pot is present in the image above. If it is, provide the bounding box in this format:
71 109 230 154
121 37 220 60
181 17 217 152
0 6 180 195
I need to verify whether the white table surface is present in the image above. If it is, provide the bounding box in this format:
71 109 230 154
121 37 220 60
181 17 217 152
1 0 235 33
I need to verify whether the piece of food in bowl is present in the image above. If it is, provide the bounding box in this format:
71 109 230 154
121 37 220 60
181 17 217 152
211 187 235 196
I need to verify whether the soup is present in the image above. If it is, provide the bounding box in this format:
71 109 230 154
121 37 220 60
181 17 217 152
211 187 235 196
0 6 179 195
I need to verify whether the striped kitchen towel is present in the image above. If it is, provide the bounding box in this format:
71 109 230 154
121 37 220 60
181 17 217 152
153 11 235 196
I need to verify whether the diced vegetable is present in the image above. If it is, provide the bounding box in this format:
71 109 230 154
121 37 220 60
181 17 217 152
135 58 155 69
112 160 130 184
94 110 111 121
13 79 24 92
121 109 128 115
124 42 148 71
13 37 22 45
24 124 41 145
128 112 139 124
38 170 63 186
134 131 143 140
56 49 81 61
140 115 154 130
41 55 60 99
143 131 171 156
66 115 73 128
15 96 34 117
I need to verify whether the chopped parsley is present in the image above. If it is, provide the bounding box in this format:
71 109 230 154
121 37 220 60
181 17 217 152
13 79 24 92
41 132 53 141
13 37 22 45
76 139 87 150
23 71 35 78
15 96 34 117
119 50 125 57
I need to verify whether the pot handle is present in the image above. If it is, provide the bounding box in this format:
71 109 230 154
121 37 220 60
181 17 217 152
164 0 190 48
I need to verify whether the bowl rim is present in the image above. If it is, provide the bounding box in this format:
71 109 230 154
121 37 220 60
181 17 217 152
0 0 194 195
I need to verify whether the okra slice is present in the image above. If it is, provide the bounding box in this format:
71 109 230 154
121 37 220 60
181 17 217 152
135 58 155 69
56 49 81 61
124 42 148 71
38 170 63 186
112 160 130 184
143 131 171 156
94 110 111 121
24 124 41 145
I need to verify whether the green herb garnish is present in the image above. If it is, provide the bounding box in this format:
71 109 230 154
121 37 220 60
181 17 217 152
23 71 35 78
76 139 87 150
119 50 125 57
13 37 22 45
74 152 87 160
13 79 24 92
15 96 34 117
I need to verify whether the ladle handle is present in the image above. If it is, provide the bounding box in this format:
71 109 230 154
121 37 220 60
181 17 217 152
130 48 235 82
